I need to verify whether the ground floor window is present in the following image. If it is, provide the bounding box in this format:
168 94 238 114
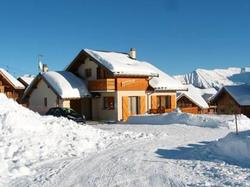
128 96 140 115
157 96 171 109
103 97 114 110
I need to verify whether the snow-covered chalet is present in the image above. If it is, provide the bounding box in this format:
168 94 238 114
23 48 186 121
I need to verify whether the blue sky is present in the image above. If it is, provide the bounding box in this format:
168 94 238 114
0 0 250 77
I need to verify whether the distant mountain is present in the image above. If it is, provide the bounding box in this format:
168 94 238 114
174 67 250 89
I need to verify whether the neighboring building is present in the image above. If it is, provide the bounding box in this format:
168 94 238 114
177 85 217 114
0 68 25 103
23 71 90 114
18 75 35 88
63 48 186 121
210 84 250 117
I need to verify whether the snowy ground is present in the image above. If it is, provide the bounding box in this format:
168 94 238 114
1 94 250 186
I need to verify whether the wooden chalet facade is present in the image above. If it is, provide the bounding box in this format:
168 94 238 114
211 85 250 117
0 68 25 104
64 48 185 121
177 85 216 114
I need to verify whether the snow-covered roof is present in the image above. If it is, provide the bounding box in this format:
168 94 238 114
212 84 250 106
177 85 211 109
144 63 186 91
0 68 25 89
42 71 90 99
18 75 35 86
24 71 90 99
84 49 159 77
83 49 185 91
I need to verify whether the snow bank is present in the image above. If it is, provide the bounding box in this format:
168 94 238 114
0 94 150 185
212 131 250 167
127 112 250 130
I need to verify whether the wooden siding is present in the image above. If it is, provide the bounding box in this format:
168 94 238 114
215 91 241 114
116 78 148 91
0 73 24 103
122 96 129 121
88 79 115 91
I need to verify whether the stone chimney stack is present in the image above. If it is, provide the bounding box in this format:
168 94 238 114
42 64 49 72
129 48 136 59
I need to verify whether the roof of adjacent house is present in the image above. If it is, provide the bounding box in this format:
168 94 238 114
177 84 216 109
211 84 250 106
144 63 186 91
24 71 90 99
0 68 25 89
18 75 35 87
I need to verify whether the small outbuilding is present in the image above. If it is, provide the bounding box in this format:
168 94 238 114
211 84 250 117
0 68 25 103
23 71 91 115
177 85 217 114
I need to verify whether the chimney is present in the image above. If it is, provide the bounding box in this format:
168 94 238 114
129 48 136 59
42 64 49 72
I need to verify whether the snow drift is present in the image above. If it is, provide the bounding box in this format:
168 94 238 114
0 94 150 185
213 131 250 167
127 112 250 130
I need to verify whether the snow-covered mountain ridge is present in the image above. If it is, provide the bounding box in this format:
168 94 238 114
174 67 250 89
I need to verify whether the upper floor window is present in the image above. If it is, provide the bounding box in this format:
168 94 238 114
85 68 92 78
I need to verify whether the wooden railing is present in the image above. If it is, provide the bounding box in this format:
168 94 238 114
6 92 19 99
149 108 174 114
88 79 115 91
180 107 198 114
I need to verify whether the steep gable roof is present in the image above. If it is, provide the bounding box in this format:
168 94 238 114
0 68 25 89
23 71 90 99
66 49 186 91
211 84 250 106
84 49 159 77
177 85 212 109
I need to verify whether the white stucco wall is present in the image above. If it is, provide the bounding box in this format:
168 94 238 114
91 92 117 121
77 58 98 80
29 79 61 114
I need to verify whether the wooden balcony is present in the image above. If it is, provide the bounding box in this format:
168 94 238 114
88 79 115 91
6 92 19 100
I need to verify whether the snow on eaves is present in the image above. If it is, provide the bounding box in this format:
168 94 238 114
0 68 25 89
42 71 90 99
144 63 186 91
212 84 250 106
84 49 159 77
177 85 210 109
18 75 35 86
85 49 185 91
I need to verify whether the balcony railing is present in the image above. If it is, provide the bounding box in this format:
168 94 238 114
88 79 115 91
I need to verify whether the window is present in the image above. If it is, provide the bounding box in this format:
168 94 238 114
44 97 47 107
157 96 171 109
85 68 92 78
103 97 114 110
128 96 140 115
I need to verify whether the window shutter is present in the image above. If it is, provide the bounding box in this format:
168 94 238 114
171 95 176 109
140 96 146 114
151 95 157 109
122 96 129 121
